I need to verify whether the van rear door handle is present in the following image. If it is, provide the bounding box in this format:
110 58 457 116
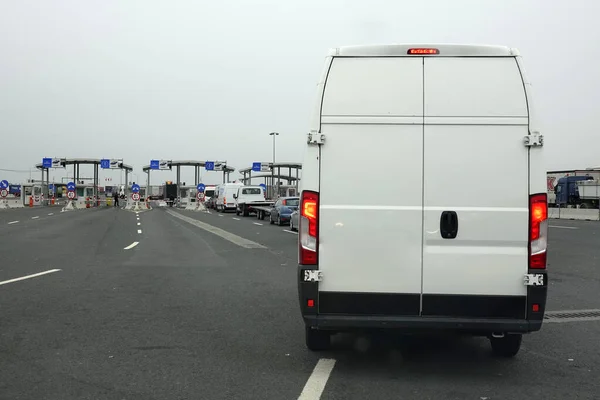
440 211 458 239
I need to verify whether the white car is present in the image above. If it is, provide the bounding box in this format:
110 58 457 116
297 43 547 357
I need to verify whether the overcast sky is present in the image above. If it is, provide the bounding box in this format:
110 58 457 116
1 0 599 185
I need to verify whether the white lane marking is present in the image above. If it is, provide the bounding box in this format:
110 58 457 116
0 269 62 286
137 222 141 226
137 229 142 234
48 213 54 216
298 358 336 400
124 242 139 250
233 217 240 221
549 225 578 229
254 222 263 226
31 216 39 219
284 229 298 235
166 210 266 249
8 221 19 225
218 214 224 217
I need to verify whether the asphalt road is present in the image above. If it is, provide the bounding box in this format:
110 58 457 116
0 205 598 399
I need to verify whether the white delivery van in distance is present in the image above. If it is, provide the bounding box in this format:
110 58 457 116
298 44 548 357
216 182 243 212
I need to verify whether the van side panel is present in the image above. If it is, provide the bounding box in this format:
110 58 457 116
317 57 424 299
422 58 529 318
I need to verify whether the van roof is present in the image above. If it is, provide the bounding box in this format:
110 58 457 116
329 43 519 57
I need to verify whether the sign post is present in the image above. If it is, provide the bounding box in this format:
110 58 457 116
252 162 271 173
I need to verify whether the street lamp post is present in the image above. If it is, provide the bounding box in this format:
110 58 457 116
269 132 279 199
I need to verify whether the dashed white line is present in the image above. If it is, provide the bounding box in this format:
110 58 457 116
137 229 142 234
233 217 241 221
0 269 62 286
137 222 141 226
31 216 39 219
218 214 224 217
8 221 19 225
549 225 579 229
48 213 54 216
298 358 336 400
124 242 139 250
254 222 263 226
284 229 298 235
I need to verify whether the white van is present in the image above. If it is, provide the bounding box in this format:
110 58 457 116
216 182 243 212
298 44 548 357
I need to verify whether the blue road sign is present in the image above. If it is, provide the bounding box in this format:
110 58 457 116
66 182 76 191
150 160 160 170
0 180 8 189
100 159 110 169
197 183 206 192
48 184 54 190
205 161 215 171
131 184 141 193
259 183 266 190
252 162 262 172
42 158 52 168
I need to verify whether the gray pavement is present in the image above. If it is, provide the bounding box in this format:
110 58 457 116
0 207 598 399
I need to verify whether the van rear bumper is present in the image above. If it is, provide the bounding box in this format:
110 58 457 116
303 315 542 334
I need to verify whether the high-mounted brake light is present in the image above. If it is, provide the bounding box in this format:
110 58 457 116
299 190 319 265
529 193 548 269
407 48 439 55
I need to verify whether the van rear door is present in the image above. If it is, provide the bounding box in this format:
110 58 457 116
316 57 424 316
421 57 530 319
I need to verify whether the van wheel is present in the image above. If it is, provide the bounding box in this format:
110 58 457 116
305 326 331 351
489 334 522 357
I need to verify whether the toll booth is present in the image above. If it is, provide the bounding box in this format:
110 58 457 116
22 183 48 206
179 186 194 207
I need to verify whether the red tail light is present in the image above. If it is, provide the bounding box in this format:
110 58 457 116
299 190 319 265
529 193 548 269
223 197 226 205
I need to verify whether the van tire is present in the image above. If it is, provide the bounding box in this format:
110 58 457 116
305 326 331 351
489 334 522 357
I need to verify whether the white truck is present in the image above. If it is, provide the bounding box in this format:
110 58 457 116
298 43 547 358
547 169 600 206
233 185 273 217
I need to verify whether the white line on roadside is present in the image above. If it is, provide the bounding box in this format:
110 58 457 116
48 213 54 216
233 217 240 221
284 229 298 235
137 229 142 234
0 269 62 286
8 221 19 225
298 358 336 400
254 222 263 226
31 216 39 219
166 210 266 249
124 242 139 250
549 225 578 230
218 214 224 217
